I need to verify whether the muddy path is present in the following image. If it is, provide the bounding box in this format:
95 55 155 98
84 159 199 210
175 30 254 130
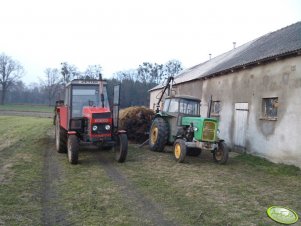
41 134 69 226
97 153 177 226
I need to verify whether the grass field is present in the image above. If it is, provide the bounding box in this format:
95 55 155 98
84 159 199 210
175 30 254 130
0 115 300 225
0 104 53 113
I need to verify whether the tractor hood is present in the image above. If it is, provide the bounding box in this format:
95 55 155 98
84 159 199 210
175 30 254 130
182 117 218 142
82 107 111 119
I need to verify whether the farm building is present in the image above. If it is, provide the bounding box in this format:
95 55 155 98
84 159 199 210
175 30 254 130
149 22 301 168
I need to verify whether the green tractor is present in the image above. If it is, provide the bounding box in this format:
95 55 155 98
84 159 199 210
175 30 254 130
149 77 229 164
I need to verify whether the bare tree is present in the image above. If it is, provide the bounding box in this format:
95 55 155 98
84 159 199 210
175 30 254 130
137 62 165 84
60 62 80 83
165 59 183 76
0 53 24 104
113 69 137 81
41 68 61 106
83 65 102 79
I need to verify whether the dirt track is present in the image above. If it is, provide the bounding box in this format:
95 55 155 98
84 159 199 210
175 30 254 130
97 153 176 226
41 134 69 226
0 110 53 118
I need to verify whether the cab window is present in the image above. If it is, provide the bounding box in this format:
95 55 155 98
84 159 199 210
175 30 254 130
65 86 70 105
163 99 171 112
168 98 179 113
179 99 199 115
71 85 109 117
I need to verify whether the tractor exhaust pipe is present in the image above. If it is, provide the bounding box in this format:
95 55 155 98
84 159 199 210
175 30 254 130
156 76 174 113
207 95 213 118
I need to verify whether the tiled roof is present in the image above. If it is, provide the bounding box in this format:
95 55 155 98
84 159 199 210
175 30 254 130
151 21 301 91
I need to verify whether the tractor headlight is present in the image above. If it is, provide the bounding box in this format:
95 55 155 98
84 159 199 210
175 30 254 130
92 125 98 131
105 125 111 131
193 127 198 132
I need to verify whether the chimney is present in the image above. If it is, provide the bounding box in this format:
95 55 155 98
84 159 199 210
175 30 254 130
233 42 236 49
209 53 212 60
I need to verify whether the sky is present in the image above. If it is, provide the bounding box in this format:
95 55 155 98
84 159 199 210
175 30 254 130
0 0 300 85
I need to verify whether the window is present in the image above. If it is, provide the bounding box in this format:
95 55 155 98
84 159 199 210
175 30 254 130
168 99 179 113
71 85 109 117
163 98 171 112
211 101 221 117
179 99 199 115
262 97 278 120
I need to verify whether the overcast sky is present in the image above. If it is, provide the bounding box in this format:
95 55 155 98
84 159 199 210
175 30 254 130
0 0 300 84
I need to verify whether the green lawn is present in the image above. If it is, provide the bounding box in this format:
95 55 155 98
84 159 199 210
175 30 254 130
0 116 52 225
0 115 300 226
0 104 53 113
119 146 301 225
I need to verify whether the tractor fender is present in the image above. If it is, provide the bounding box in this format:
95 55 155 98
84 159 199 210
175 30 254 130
153 113 170 122
154 112 162 117
216 140 231 152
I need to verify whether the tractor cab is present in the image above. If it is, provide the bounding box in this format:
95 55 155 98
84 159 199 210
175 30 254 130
162 95 200 116
67 80 110 118
160 95 201 142
55 79 128 164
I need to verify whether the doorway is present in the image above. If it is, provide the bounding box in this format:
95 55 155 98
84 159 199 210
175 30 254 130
233 103 248 152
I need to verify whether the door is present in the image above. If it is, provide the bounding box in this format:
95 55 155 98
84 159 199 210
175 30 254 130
233 103 248 151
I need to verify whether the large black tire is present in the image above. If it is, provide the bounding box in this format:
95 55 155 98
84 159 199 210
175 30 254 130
67 135 79 164
213 142 229 164
55 116 67 153
149 117 168 152
187 148 202 156
115 133 128 163
173 139 187 163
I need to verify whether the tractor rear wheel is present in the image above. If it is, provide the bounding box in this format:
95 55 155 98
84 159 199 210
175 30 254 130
149 117 168 152
55 116 67 153
174 139 186 163
67 135 79 164
115 133 128 163
187 148 202 156
213 142 229 164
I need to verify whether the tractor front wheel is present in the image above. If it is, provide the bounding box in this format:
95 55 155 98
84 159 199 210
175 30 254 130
213 142 229 164
173 139 186 163
67 135 79 164
115 133 128 163
55 116 67 153
149 117 168 152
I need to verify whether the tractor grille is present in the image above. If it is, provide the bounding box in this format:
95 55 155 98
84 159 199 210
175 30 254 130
92 123 111 135
93 113 112 119
202 121 216 141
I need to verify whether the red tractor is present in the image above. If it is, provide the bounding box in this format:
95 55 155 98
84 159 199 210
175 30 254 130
54 79 128 164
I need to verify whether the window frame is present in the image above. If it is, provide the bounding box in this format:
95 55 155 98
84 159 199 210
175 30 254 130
211 100 221 117
261 97 278 121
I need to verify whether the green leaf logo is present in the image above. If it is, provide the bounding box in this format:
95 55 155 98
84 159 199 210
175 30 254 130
267 206 299 224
